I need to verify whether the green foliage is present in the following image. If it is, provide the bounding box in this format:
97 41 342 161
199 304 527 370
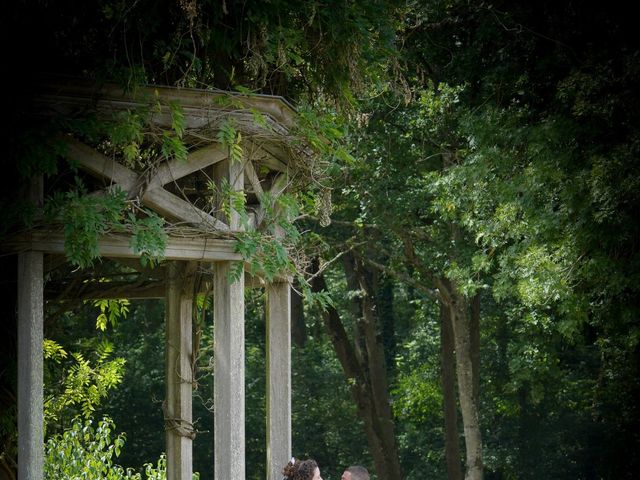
44 416 134 480
45 184 128 268
16 0 399 102
44 340 125 427
209 178 250 230
90 301 167 475
216 119 243 164
312 2 640 477
291 333 372 479
68 96 188 167
43 339 69 363
127 212 167 267
294 107 355 169
94 299 131 332
232 190 304 283
38 127 169 266
108 110 147 167
160 131 188 162
234 230 290 283
169 101 186 139
393 319 442 427
12 125 66 179
205 160 314 284
44 416 199 480
44 182 168 268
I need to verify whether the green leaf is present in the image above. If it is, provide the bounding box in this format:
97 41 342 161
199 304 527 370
169 101 186 138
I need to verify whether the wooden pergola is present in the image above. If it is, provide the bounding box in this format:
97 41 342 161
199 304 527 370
8 79 306 480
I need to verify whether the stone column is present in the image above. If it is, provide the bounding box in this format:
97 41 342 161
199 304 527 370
165 261 195 480
214 262 245 480
266 281 292 480
17 251 44 480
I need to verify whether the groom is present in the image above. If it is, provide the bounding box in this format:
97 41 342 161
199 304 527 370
341 466 370 480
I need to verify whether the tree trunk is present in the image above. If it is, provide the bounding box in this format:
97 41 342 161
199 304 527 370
353 256 403 480
311 257 403 480
377 274 396 376
441 302 463 480
470 294 481 409
438 278 483 480
399 233 483 479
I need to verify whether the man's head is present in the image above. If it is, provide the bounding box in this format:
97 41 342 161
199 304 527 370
341 466 370 480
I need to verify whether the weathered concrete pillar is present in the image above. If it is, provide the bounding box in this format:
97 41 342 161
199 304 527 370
165 261 195 480
214 261 245 480
266 281 292 480
17 251 44 480
213 138 246 479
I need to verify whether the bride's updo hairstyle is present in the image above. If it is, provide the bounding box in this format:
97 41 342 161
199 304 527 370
282 458 318 480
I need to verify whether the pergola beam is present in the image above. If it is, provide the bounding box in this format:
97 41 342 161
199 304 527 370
8 232 241 261
64 137 230 231
269 173 289 198
37 80 297 129
144 187 229 231
243 158 264 196
66 137 138 189
45 279 167 301
149 143 228 189
43 269 275 301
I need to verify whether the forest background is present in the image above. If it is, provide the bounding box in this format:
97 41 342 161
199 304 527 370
1 1 639 479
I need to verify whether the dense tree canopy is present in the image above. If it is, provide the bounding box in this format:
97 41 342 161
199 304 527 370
6 0 398 103
328 1 640 478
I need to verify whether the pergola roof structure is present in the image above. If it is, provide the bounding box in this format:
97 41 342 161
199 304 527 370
8 78 304 480
12 78 306 257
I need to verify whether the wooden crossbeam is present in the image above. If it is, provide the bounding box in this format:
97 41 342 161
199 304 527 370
143 187 228 230
66 138 137 189
8 231 242 261
244 171 290 232
64 138 230 231
243 138 289 175
269 173 288 198
45 279 166 300
244 160 266 228
38 80 297 128
43 270 272 301
243 158 264 196
148 143 228 188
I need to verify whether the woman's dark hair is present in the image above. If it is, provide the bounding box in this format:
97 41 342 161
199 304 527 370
282 458 318 480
